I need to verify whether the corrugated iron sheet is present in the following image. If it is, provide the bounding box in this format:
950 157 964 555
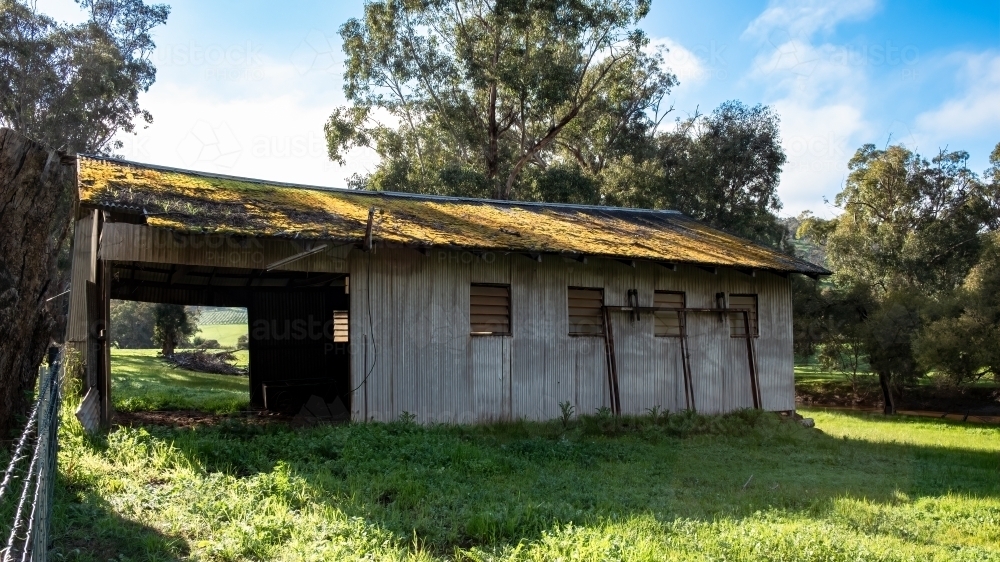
247 289 351 411
350 249 795 424
78 156 828 275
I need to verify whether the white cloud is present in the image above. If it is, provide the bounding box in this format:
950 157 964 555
647 37 709 86
112 65 378 189
914 52 1000 142
743 38 874 216
775 100 871 217
740 1 885 216
744 0 880 41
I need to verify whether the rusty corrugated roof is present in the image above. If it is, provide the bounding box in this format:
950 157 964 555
77 155 829 275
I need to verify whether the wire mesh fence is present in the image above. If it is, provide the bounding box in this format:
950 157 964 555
0 347 63 562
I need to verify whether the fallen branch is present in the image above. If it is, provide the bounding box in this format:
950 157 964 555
162 350 247 376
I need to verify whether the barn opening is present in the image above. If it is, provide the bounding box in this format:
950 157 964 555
108 300 251 415
107 262 351 419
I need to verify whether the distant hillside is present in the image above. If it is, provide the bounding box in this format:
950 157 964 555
188 307 247 326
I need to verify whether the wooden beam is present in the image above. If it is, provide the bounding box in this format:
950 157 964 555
521 253 542 263
364 207 376 251
264 244 328 271
615 259 636 268
169 265 189 285
698 266 717 275
655 261 677 272
734 267 755 277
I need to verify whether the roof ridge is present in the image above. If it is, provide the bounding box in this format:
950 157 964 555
78 154 683 215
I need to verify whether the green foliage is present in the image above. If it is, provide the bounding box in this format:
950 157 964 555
326 2 791 250
793 141 1000 410
0 0 170 153
602 101 789 247
645 405 664 425
915 231 1000 385
557 401 575 429
193 337 220 349
327 0 673 200
50 408 1000 560
827 144 988 295
152 303 196 356
524 164 601 205
109 299 155 349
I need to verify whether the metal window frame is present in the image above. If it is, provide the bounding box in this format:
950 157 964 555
567 286 605 337
470 282 512 337
652 290 686 338
728 293 759 338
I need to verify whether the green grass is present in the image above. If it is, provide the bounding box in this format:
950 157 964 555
195 323 248 348
62 353 997 560
794 362 850 386
112 349 249 414
47 404 1000 561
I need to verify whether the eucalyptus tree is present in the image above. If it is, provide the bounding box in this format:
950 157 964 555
603 101 788 247
825 145 986 296
0 0 168 435
0 0 170 153
796 143 999 413
325 0 674 200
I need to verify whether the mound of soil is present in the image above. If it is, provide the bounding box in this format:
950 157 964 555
114 409 292 429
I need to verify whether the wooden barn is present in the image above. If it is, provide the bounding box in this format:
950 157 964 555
66 156 828 427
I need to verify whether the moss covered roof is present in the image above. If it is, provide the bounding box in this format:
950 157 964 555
77 156 828 274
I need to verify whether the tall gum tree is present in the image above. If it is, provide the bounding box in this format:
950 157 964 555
0 0 168 434
325 0 674 200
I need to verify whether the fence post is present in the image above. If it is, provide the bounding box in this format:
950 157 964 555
31 348 61 561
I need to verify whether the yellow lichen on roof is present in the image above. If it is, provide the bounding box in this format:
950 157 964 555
77 156 828 274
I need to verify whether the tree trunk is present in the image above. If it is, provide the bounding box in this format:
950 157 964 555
878 372 896 415
0 129 76 438
162 336 175 357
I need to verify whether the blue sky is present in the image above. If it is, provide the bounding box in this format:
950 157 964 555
39 0 1000 217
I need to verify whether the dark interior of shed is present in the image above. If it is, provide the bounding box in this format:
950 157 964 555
108 261 351 418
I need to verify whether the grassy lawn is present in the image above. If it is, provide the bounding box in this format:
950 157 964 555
112 349 249 414
70 353 998 560
49 403 1000 560
794 361 845 384
195 323 248 349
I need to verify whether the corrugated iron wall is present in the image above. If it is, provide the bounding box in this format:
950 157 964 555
349 249 794 423
99 223 353 273
247 289 351 410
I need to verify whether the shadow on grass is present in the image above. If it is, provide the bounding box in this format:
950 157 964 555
65 409 1000 556
50 473 189 561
